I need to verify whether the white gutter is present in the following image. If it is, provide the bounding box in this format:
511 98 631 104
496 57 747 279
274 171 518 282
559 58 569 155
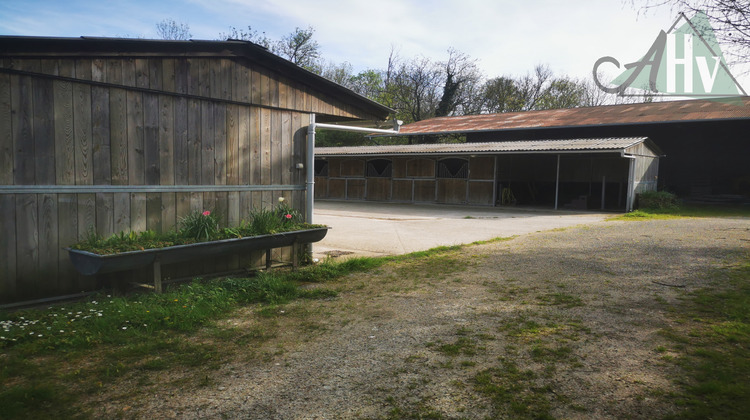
314 121 403 135
305 115 401 256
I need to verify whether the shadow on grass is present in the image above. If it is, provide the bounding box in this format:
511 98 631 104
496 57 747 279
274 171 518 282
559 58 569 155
661 263 750 419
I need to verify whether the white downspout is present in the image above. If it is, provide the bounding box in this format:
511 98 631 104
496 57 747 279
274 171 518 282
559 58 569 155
306 117 401 257
306 114 316 225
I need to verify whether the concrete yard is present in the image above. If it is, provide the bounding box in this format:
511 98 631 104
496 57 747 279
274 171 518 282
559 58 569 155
311 200 612 259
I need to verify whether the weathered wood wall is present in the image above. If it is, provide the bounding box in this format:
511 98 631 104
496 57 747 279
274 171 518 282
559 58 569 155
316 156 496 205
0 55 370 303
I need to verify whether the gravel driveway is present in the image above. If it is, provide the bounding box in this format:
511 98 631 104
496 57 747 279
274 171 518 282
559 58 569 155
93 217 749 419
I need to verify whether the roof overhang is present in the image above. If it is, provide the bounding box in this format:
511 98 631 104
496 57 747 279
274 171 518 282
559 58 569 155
316 137 662 158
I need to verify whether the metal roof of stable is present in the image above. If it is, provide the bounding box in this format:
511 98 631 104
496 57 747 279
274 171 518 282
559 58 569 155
316 137 658 156
381 97 750 136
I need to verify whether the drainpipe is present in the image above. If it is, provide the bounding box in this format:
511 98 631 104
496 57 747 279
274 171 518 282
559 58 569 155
306 117 401 257
305 117 401 225
306 114 316 225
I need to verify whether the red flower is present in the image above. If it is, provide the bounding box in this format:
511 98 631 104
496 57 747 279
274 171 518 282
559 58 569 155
285 214 292 219
202 210 211 216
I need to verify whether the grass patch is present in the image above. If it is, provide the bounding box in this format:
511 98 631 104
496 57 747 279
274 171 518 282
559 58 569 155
660 262 750 419
537 292 584 308
389 246 469 281
489 310 591 413
435 337 479 357
471 235 517 246
285 257 385 283
382 396 446 420
612 209 685 220
0 256 378 419
474 357 554 419
610 204 750 221
0 383 81 419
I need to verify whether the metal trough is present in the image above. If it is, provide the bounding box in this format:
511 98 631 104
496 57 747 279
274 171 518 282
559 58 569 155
66 227 329 292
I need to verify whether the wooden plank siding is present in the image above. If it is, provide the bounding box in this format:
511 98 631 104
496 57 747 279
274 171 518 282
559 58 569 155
319 156 498 206
0 54 372 303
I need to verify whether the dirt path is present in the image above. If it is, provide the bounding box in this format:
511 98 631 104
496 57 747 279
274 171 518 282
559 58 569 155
92 217 749 419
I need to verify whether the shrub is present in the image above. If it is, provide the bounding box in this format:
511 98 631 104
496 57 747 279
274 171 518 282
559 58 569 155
248 207 282 234
277 202 302 226
248 197 303 234
637 190 680 210
179 210 219 241
69 199 320 254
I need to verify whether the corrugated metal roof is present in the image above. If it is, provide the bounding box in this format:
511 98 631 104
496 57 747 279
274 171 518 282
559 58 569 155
316 137 651 156
387 97 750 136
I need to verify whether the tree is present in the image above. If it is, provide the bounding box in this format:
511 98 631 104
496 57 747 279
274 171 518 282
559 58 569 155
582 73 660 106
536 78 586 109
390 55 443 124
480 68 610 112
218 25 320 70
316 61 355 88
481 76 525 113
218 26 271 48
350 69 386 100
379 49 483 125
155 19 192 40
274 26 321 69
479 65 557 113
633 0 750 64
434 73 459 117
435 49 484 117
515 64 554 111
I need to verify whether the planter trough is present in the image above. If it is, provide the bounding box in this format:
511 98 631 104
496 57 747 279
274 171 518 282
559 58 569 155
66 227 329 292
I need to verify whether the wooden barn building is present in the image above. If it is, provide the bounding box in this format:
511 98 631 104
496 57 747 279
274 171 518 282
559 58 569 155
315 137 661 212
315 98 750 209
0 36 391 304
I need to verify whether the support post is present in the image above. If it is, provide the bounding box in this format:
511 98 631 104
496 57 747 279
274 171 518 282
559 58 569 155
292 240 299 270
153 257 162 294
492 155 499 206
601 175 606 210
306 114 316 258
626 157 636 212
554 154 561 210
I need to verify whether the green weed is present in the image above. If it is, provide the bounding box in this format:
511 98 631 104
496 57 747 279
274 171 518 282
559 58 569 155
474 357 554 419
0 256 369 419
435 337 478 357
660 262 750 419
0 383 81 419
610 204 750 221
537 292 584 308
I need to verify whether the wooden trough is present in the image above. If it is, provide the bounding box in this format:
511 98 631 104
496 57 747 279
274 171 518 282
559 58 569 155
66 227 329 293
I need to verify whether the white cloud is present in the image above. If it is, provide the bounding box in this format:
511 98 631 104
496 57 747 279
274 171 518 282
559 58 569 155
1 0 746 89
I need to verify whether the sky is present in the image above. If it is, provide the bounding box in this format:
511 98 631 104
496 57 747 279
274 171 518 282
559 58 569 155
1 0 748 91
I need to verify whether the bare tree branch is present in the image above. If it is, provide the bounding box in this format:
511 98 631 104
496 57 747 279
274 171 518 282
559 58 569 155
155 19 192 40
631 0 750 65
